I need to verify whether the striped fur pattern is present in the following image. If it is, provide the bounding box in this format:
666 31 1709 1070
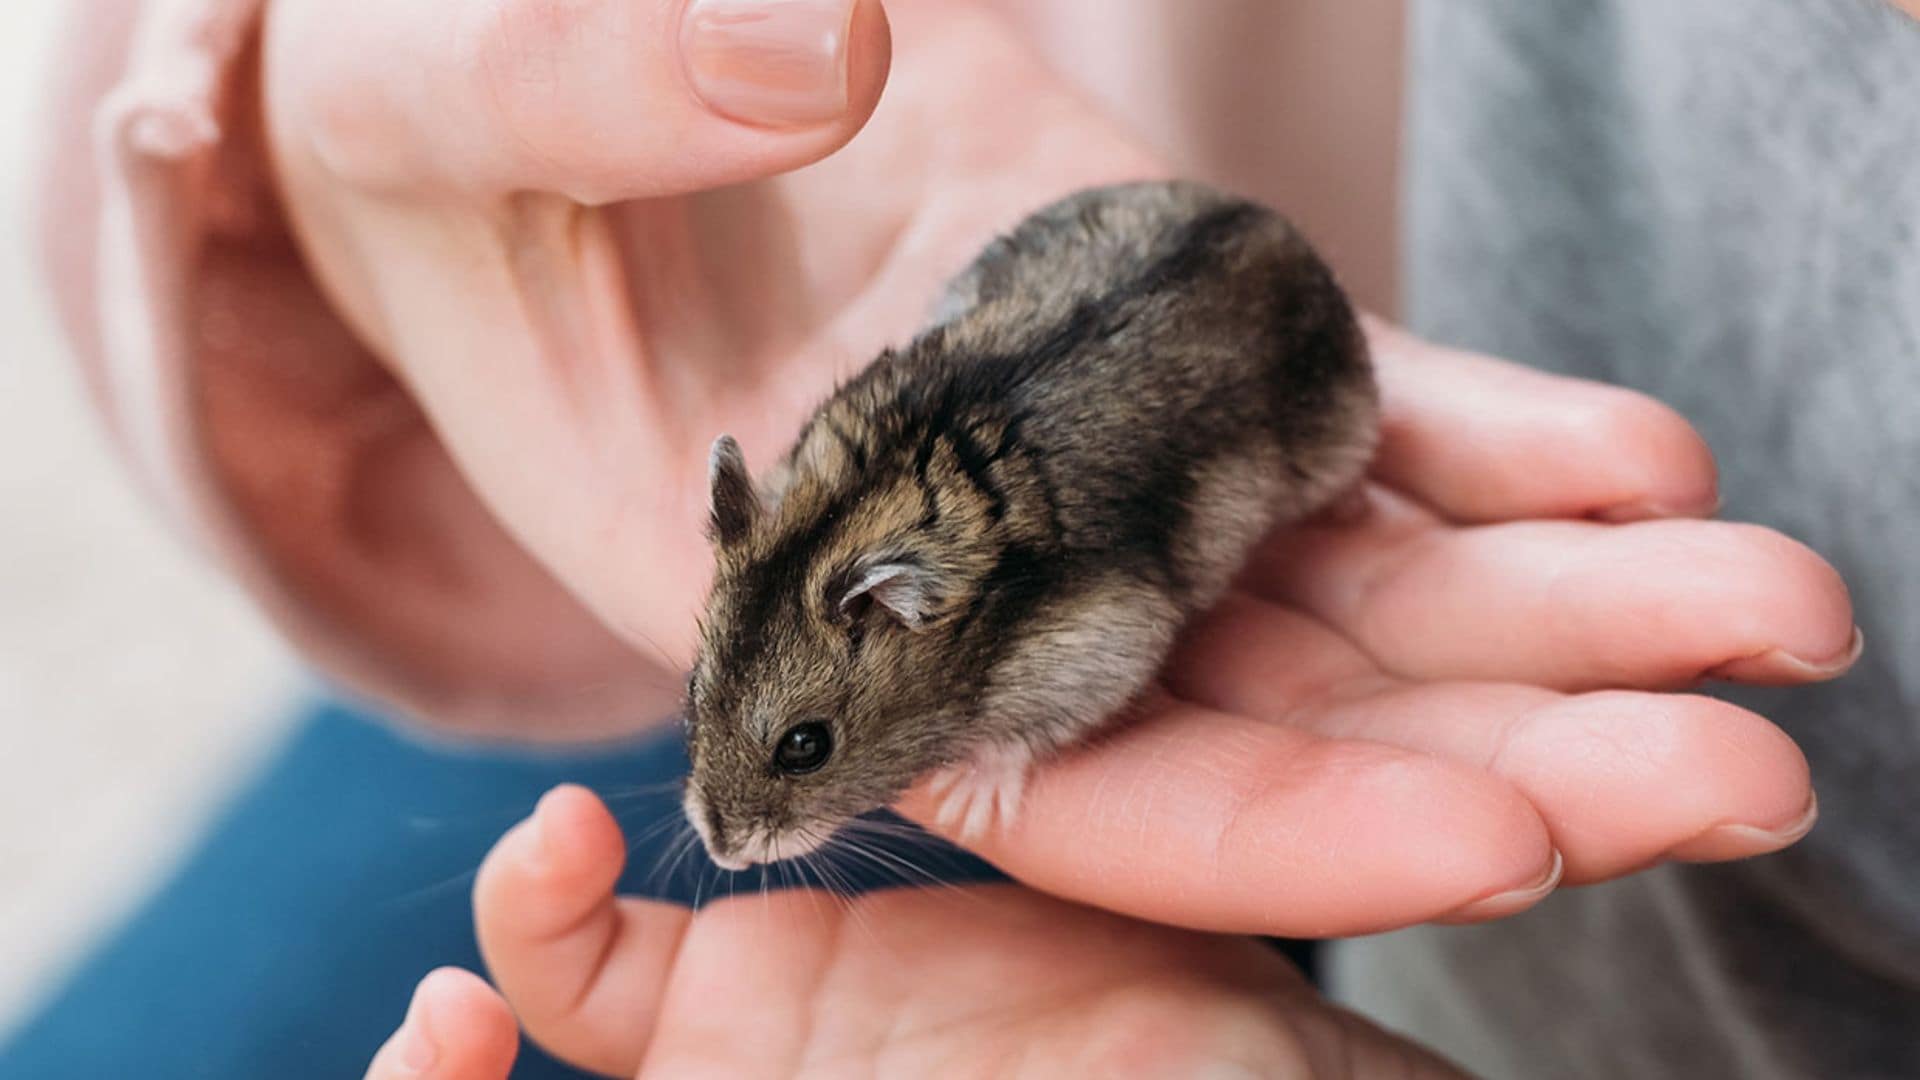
684 181 1379 868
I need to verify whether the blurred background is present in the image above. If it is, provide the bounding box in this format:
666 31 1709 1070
0 3 299 1037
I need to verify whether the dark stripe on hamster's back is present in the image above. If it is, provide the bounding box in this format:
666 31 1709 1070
1260 250 1364 429
955 538 1068 674
1112 444 1198 585
913 200 1265 411
1125 200 1264 300
723 195 1276 674
963 202 1262 387
941 425 1009 522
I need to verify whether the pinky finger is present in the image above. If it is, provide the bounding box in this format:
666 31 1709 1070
364 968 519 1080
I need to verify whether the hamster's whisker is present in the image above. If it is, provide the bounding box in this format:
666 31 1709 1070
833 817 938 842
640 819 696 889
878 850 983 906
374 861 483 911
642 834 678 889
758 857 777 937
618 818 687 880
620 809 690 850
792 854 831 927
798 849 883 951
623 626 685 677
824 833 980 908
828 821 982 896
599 778 689 802
823 837 911 888
691 859 718 910
390 801 556 832
535 661 687 702
795 826 853 901
782 826 841 901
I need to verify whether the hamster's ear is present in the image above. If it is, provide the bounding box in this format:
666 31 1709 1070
836 562 936 630
707 435 761 546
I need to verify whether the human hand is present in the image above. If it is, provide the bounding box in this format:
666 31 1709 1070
362 786 1470 1079
893 316 1857 935
261 0 1160 734
265 0 1856 939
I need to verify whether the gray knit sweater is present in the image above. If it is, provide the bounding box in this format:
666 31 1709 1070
1333 3 1920 1077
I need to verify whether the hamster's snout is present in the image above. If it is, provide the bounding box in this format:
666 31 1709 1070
681 780 741 869
682 778 833 870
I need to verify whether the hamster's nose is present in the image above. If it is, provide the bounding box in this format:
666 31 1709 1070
709 849 752 872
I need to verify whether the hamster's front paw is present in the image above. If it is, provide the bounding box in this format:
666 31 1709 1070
927 742 1036 844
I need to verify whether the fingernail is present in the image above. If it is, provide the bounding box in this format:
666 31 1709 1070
1439 850 1563 924
1674 792 1819 860
394 981 440 1074
1706 626 1865 685
681 0 858 128
1594 493 1722 524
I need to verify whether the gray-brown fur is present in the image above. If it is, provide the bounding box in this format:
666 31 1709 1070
684 180 1379 867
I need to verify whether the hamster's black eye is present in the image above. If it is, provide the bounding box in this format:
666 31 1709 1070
773 721 833 775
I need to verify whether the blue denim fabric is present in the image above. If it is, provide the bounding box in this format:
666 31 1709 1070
0 696 1004 1079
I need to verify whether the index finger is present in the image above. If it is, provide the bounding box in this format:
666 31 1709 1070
897 697 1560 937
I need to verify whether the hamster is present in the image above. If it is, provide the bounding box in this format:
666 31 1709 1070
682 180 1378 870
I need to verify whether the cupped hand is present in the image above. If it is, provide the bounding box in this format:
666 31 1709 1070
898 318 1856 934
267 0 1857 940
362 787 1468 1079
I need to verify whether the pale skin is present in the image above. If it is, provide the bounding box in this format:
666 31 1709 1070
234 0 1860 1073
364 786 1475 1078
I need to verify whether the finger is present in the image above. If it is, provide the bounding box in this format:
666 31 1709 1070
1366 318 1721 523
364 968 519 1080
473 785 693 1077
277 0 891 198
267 1 1155 678
1171 593 1818 884
899 698 1561 936
472 787 1381 1076
1318 687 1819 884
1249 489 1860 691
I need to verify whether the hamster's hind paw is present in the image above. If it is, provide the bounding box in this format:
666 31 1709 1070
928 742 1035 844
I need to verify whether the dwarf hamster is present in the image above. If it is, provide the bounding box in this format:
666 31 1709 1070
683 180 1378 870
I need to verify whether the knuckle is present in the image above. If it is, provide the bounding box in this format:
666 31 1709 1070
1721 523 1849 607
455 0 601 157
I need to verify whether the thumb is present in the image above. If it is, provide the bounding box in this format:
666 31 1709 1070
279 0 891 200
